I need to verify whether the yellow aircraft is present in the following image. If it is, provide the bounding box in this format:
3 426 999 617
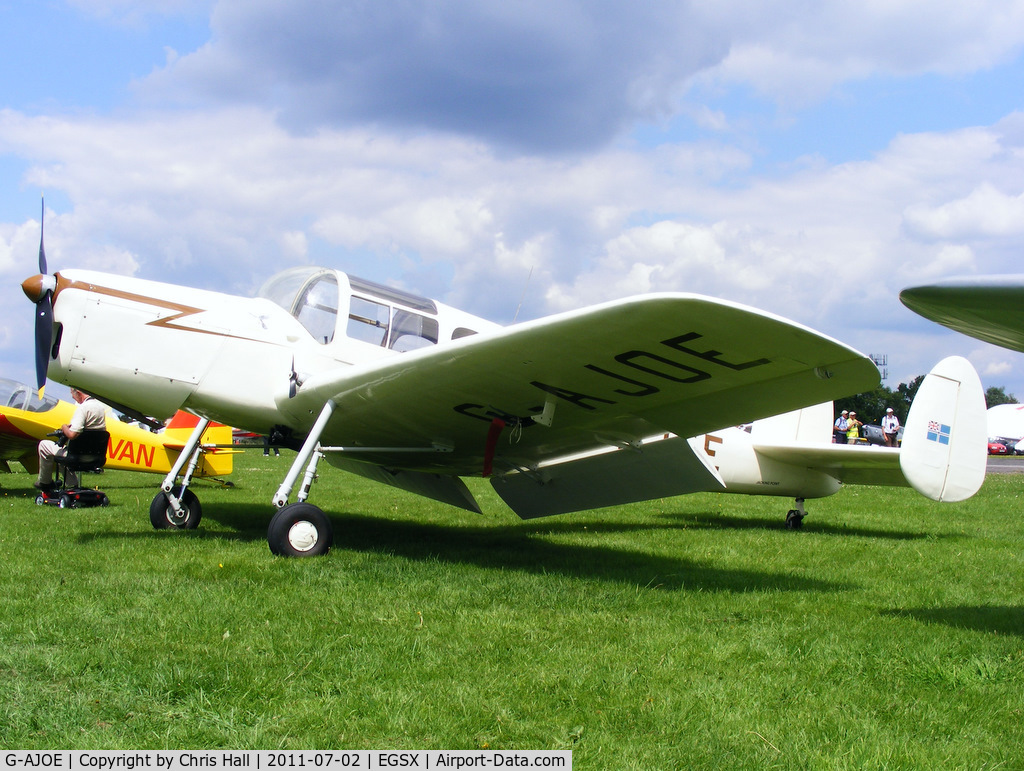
0 376 234 481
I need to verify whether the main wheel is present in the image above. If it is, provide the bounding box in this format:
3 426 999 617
150 486 202 529
59 493 73 509
785 509 805 530
268 503 333 557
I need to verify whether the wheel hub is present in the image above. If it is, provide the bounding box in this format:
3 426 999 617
288 520 319 552
168 506 189 526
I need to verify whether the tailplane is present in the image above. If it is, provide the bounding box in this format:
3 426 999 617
899 356 986 502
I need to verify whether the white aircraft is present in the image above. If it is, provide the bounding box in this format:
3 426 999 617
494 356 987 528
31 206 987 556
23 259 887 555
901 273 1024 461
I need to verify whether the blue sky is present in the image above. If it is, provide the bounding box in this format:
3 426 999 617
3 0 1024 409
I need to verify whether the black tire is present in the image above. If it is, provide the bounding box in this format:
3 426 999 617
150 486 202 530
785 510 804 530
267 503 333 557
59 494 73 509
35 495 44 506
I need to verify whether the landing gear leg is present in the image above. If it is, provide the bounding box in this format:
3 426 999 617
785 498 807 530
268 400 336 557
151 417 210 530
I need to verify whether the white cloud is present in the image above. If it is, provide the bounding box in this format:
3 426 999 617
903 183 1024 240
130 1 1024 152
984 360 1014 377
696 1 1024 102
5 0 1024 399
4 102 1024 328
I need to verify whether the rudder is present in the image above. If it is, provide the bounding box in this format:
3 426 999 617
900 356 986 502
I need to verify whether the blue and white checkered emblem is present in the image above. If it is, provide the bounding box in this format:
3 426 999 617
926 420 951 445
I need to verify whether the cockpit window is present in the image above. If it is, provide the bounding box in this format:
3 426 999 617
258 267 443 351
295 274 339 344
258 267 339 345
349 275 437 315
348 296 390 346
258 267 319 312
390 310 439 352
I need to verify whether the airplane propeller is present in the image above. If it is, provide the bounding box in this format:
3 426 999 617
21 198 57 395
288 355 298 398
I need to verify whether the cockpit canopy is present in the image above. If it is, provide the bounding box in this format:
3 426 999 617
0 377 59 413
258 267 480 351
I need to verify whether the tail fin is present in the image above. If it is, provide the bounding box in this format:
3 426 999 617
164 411 235 478
899 356 986 502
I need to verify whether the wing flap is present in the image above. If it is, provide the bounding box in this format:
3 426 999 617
326 455 482 513
491 434 725 519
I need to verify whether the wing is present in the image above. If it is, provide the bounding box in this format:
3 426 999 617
900 275 1024 352
288 293 879 477
0 415 43 466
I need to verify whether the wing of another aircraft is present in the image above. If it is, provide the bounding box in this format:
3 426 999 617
900 275 1024 352
291 293 880 479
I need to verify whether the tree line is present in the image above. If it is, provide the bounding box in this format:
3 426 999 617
835 380 1017 426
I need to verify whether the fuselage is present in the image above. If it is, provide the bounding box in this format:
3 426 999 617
689 427 843 499
40 267 498 442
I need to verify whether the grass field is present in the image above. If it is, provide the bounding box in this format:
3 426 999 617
1 450 1022 767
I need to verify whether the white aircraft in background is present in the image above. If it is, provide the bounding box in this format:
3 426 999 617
901 274 1024 463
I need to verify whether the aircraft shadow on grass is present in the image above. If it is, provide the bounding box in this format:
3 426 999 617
654 510 938 541
883 607 1024 637
44 471 934 544
76 502 853 594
